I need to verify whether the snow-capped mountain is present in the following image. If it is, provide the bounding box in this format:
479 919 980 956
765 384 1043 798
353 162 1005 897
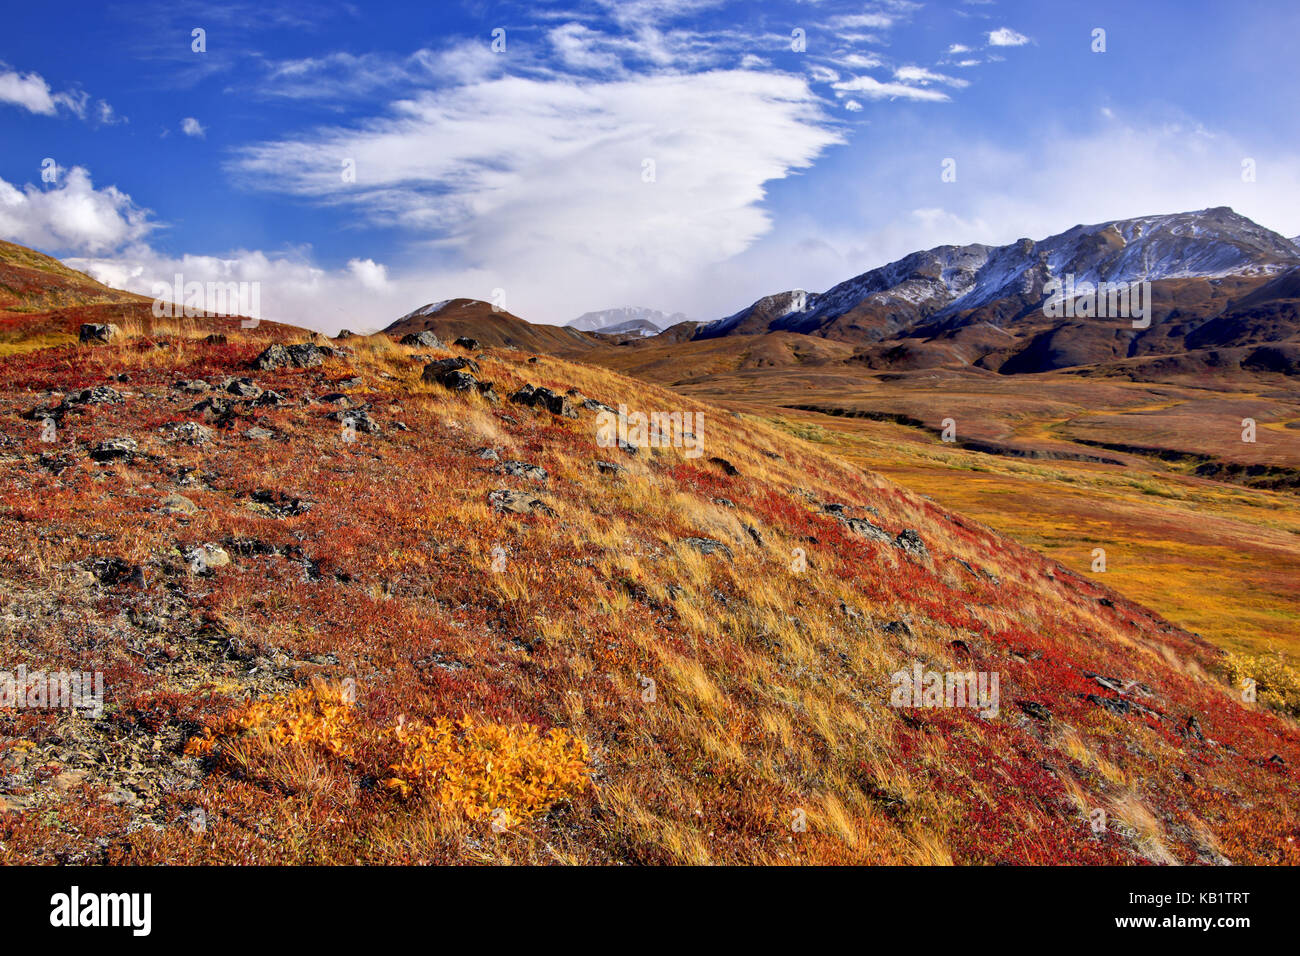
568 306 689 335
699 207 1300 341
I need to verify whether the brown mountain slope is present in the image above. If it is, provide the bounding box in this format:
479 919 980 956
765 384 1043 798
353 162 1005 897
384 298 598 355
0 239 149 315
1 308 1298 865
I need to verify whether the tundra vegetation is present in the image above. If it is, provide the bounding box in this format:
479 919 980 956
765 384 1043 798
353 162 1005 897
0 281 1296 864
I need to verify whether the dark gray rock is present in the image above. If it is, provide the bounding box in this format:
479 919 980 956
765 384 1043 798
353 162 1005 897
499 460 547 481
682 537 733 560
401 330 442 348
509 384 577 418
79 323 122 344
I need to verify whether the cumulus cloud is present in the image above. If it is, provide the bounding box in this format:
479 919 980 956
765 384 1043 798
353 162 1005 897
181 117 206 138
987 27 1030 47
0 67 60 114
66 245 417 332
0 166 155 255
0 63 119 123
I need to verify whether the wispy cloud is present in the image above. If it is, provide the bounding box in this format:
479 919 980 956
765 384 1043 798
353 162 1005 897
894 66 969 88
832 74 952 102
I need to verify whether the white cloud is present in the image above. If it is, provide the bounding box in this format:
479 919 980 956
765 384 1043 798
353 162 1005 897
0 63 119 123
829 13 895 30
844 100 863 112
987 27 1030 47
181 117 206 138
347 257 389 291
0 66 58 114
67 245 421 333
549 23 625 72
228 69 843 324
837 53 885 70
832 74 951 102
0 166 155 255
894 66 969 88
947 43 972 54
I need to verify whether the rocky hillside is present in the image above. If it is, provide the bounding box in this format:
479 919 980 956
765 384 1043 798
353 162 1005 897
681 208 1300 375
386 298 595 354
0 290 1297 863
704 208 1300 341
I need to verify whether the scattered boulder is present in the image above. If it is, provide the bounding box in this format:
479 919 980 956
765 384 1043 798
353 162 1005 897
252 343 332 370
167 421 214 445
1086 694 1131 717
400 330 442 348
473 446 501 461
709 456 740 476
453 336 481 350
744 523 764 547
85 556 145 587
845 518 891 544
67 385 123 407
509 384 577 418
499 460 547 482
595 460 626 475
894 529 929 560
223 377 263 398
330 408 380 434
439 370 479 392
1016 700 1052 722
90 437 138 463
488 488 555 516
185 543 231 574
250 490 313 517
79 323 122 344
159 494 199 516
243 426 275 440
682 537 733 560
422 356 478 381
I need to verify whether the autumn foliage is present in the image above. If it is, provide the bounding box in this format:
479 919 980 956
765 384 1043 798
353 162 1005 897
384 715 590 824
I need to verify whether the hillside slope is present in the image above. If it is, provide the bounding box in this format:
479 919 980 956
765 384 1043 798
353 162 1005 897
386 298 597 355
0 311 1296 864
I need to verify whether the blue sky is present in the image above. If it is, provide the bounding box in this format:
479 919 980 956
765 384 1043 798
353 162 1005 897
2 0 1298 332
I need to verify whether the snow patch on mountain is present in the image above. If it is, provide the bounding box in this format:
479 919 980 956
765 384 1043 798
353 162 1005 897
568 306 688 334
701 208 1300 337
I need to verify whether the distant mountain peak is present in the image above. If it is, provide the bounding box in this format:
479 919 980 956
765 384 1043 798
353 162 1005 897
698 207 1300 343
568 306 690 334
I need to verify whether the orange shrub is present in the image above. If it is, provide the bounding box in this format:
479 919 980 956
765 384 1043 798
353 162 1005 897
384 716 590 825
185 680 357 770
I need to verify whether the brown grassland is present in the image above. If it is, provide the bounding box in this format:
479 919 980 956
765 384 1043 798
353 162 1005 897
0 299 1297 865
